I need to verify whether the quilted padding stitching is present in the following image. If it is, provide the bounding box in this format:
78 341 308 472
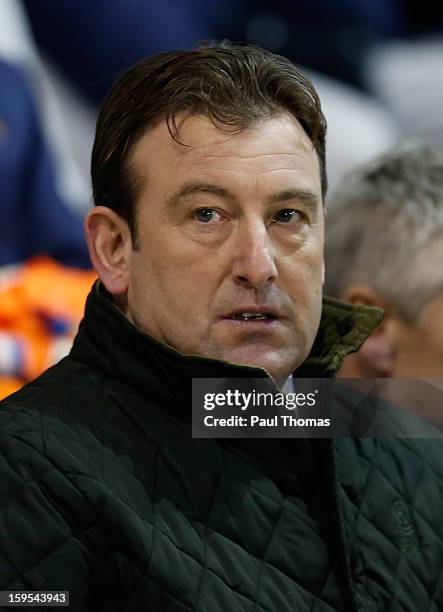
340 447 443 608
0 461 58 509
347 446 443 550
4 528 98 586
7 431 355 610
397 439 443 490
130 572 195 611
193 454 225 612
251 503 285 611
346 494 438 604
428 572 443 612
21 426 318 525
124 417 165 609
52 469 342 610
0 435 115 588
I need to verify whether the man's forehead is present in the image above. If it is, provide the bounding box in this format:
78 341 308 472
128 112 321 198
130 112 316 165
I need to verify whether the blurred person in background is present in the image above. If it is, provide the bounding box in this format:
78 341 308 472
0 0 95 398
0 0 91 268
325 141 443 378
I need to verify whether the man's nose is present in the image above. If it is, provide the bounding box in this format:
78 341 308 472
231 220 277 289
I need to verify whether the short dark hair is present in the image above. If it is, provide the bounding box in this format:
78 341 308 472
91 42 327 238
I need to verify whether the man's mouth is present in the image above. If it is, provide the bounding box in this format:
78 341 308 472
222 307 282 323
230 312 275 322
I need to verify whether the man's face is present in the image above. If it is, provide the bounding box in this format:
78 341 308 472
124 113 324 386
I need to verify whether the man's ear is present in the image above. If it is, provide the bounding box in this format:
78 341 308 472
84 206 132 297
342 284 394 376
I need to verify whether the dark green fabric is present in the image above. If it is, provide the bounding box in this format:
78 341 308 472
297 296 384 377
0 285 441 611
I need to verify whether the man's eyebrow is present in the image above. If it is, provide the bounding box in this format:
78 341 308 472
167 183 321 210
268 188 321 210
167 182 234 207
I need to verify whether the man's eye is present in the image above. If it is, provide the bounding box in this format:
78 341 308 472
272 209 302 223
193 208 219 223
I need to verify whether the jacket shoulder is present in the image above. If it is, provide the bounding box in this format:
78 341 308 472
0 358 122 607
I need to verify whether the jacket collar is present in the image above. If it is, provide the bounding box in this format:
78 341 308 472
70 281 382 402
296 295 384 377
69 282 382 492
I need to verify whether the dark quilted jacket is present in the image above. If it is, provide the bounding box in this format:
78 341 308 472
0 284 442 611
